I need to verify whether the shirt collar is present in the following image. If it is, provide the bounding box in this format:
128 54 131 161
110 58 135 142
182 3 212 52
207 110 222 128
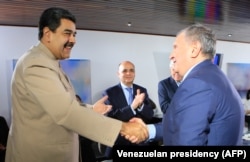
181 60 204 83
120 82 133 89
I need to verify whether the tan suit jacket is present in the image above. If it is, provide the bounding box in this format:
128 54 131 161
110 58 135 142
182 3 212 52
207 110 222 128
5 42 122 162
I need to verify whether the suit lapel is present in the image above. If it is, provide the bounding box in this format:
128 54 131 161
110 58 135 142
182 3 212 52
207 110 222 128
58 63 74 93
118 84 131 106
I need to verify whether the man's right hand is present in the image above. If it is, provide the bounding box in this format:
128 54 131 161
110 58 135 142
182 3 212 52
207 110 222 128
120 117 148 143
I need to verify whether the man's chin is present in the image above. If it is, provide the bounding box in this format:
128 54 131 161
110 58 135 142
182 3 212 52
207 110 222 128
61 54 70 59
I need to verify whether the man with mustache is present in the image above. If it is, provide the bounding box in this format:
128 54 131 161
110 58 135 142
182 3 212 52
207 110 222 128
5 7 148 162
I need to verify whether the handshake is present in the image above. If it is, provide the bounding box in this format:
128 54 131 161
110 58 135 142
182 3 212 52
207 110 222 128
94 95 150 144
120 118 149 143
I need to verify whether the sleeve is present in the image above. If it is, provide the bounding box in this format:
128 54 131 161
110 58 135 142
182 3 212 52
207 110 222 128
103 90 135 121
172 78 214 145
24 65 122 147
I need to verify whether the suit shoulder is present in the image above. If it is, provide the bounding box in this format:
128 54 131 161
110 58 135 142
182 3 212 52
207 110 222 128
105 84 121 93
133 84 147 90
17 47 57 71
159 77 171 84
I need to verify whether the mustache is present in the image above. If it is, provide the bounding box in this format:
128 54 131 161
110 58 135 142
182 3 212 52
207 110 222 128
64 42 74 48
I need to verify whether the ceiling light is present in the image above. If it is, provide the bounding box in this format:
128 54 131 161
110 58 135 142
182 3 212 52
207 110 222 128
228 34 232 37
127 22 132 27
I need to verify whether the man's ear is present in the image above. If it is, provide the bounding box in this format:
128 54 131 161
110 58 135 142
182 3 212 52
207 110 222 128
43 27 51 42
191 41 201 58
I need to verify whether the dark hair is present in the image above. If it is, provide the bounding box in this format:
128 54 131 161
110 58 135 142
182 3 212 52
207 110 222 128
38 7 76 40
246 90 250 100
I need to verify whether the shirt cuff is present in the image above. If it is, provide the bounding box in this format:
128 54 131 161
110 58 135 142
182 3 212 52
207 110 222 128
147 124 156 140
137 104 144 111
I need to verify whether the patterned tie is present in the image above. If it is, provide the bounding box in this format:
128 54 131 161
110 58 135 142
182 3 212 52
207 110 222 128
126 87 133 105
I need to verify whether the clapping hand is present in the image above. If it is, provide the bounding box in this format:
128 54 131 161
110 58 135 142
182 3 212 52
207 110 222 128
93 95 112 115
131 89 145 109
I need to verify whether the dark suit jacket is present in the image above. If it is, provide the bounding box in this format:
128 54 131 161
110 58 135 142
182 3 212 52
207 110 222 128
156 60 245 145
103 83 154 123
158 77 178 114
103 83 154 157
